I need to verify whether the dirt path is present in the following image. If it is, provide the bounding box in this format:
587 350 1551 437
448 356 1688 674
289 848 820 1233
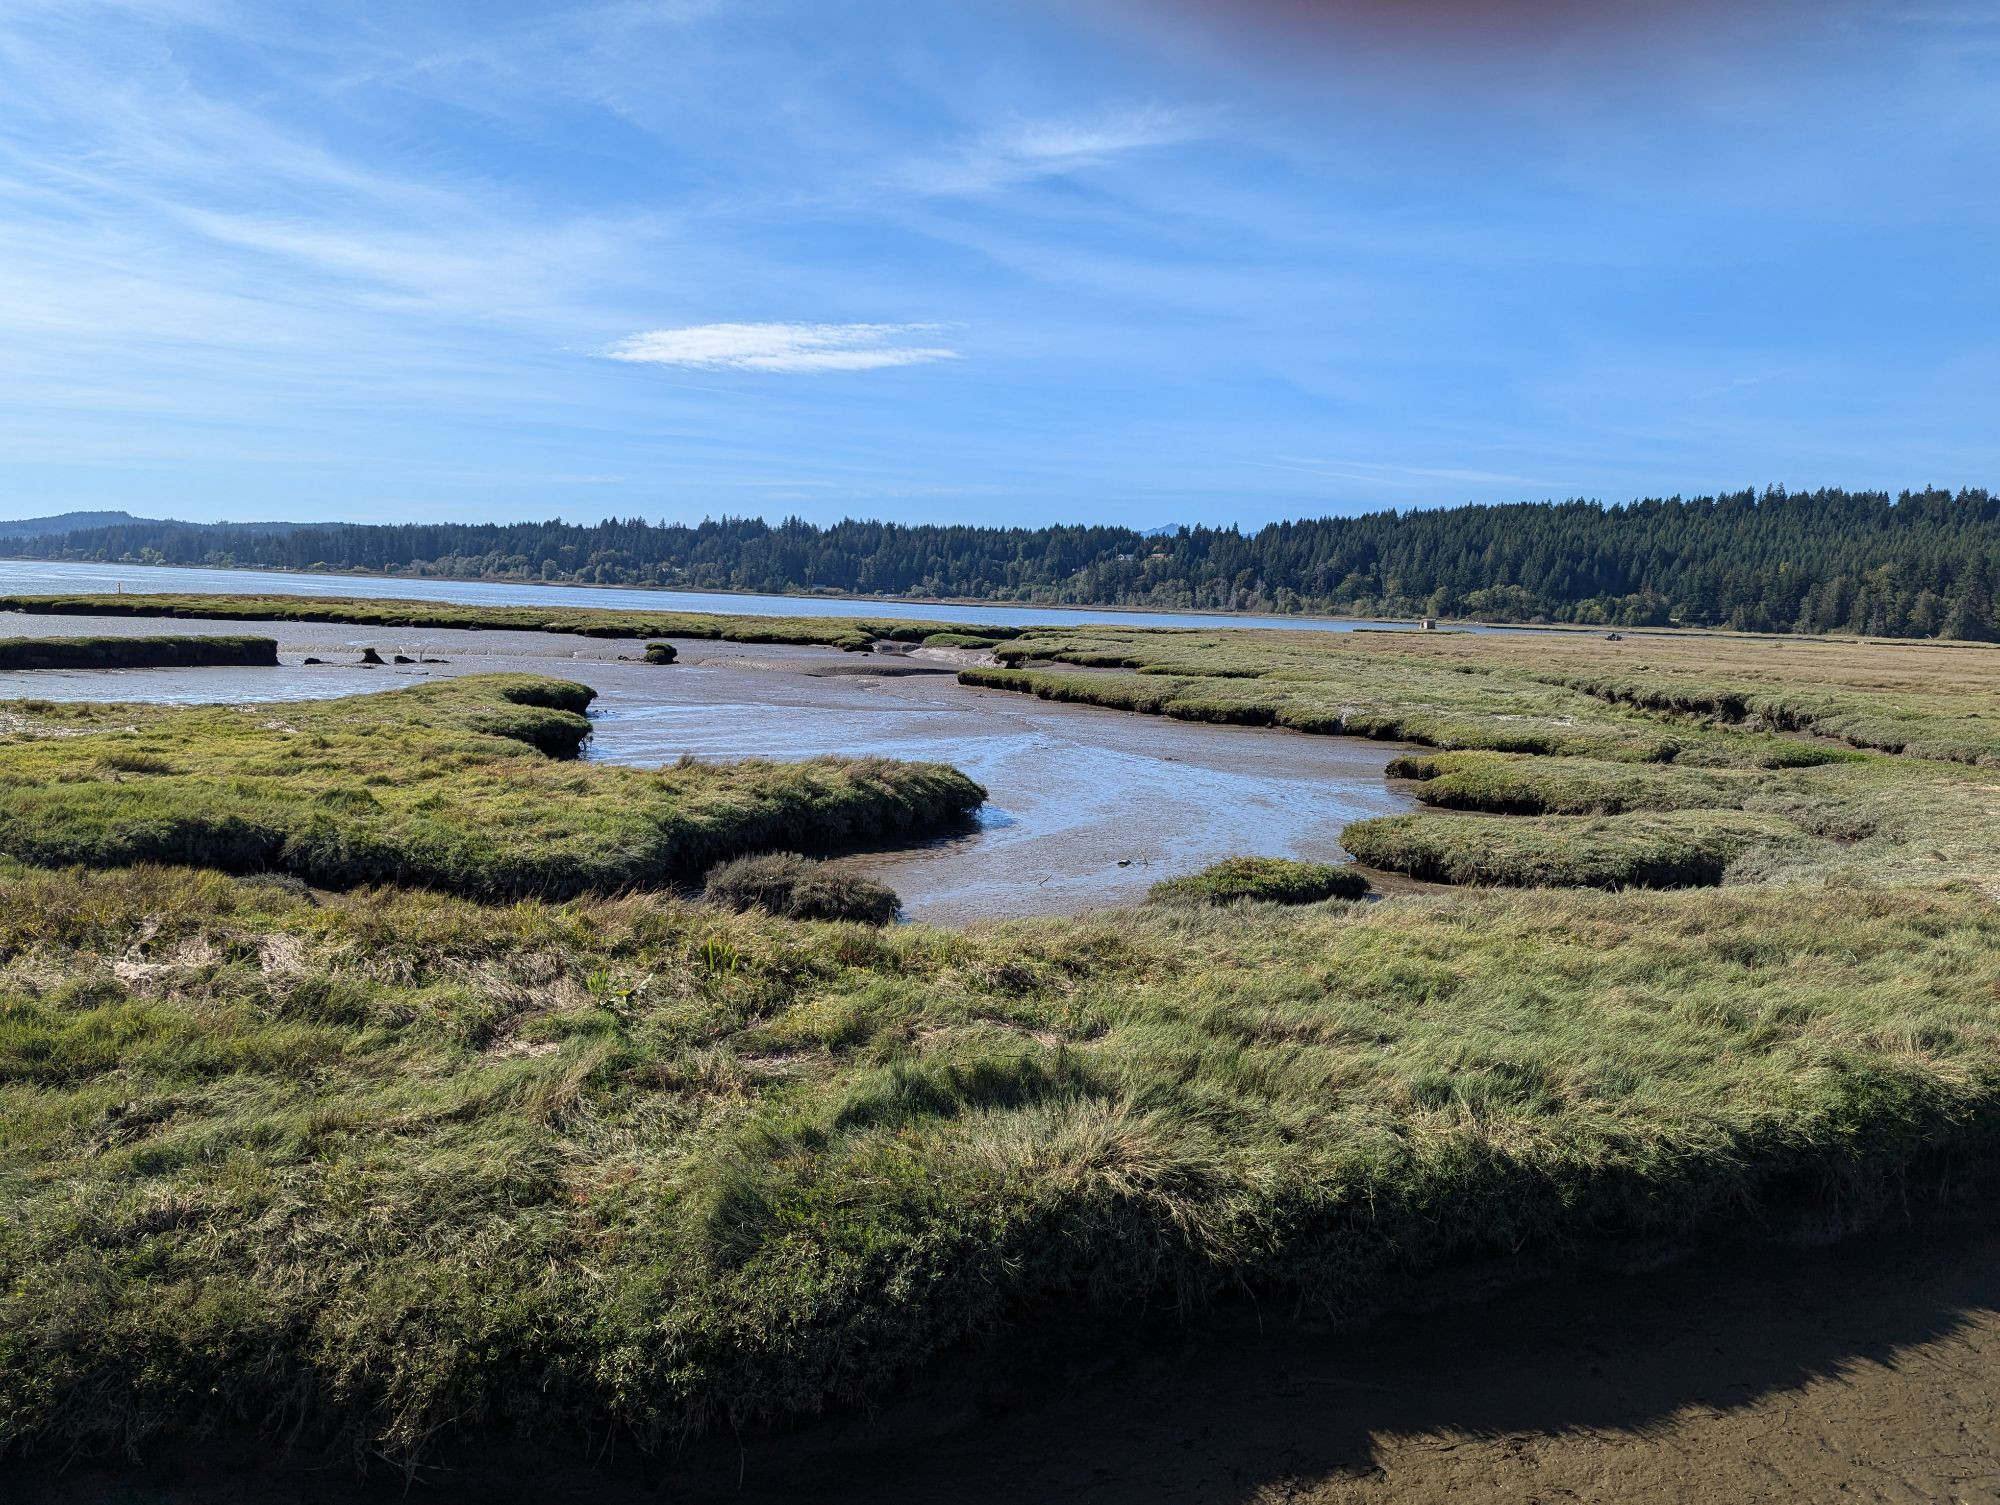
18 1219 2000 1504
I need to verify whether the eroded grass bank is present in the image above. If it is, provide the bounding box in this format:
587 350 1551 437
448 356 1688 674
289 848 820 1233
2 868 1997 1461
0 634 277 671
0 676 982 898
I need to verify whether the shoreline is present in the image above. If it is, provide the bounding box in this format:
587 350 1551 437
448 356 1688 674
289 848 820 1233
3 553 1994 649
0 552 1418 627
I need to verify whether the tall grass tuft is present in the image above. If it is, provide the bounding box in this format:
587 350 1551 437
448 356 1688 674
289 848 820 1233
1148 856 1369 906
704 852 901 924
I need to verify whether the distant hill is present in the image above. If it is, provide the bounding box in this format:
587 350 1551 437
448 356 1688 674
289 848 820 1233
5 488 1997 640
0 511 146 540
0 513 338 543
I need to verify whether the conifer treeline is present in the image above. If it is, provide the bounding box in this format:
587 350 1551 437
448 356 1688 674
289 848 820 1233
13 487 1999 639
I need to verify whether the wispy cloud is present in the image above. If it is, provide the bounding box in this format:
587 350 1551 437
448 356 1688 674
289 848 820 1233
607 322 958 373
0 0 1992 526
1692 372 1781 401
1247 459 1560 491
911 105 1207 194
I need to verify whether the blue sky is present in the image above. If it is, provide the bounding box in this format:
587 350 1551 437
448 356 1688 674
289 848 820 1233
0 0 1994 529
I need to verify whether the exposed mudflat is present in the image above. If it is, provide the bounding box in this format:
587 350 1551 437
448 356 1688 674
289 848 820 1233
16 1218 1999 1503
0 612 1414 921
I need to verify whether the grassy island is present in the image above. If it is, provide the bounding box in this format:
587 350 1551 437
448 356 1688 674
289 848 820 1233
0 675 983 898
1148 855 1370 905
1 602 1998 1472
0 633 278 671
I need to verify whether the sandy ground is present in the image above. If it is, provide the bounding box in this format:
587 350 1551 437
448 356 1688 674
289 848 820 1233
15 1218 1999 1504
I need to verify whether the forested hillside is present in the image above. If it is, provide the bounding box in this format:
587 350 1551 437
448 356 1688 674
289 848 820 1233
0 509 141 540
9 487 1998 639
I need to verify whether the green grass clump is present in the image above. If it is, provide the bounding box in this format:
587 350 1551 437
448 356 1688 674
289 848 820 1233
0 676 983 899
920 632 1000 650
643 641 678 664
0 634 277 670
1 867 1996 1462
1390 750 1764 816
1148 856 1369 905
704 852 901 924
1342 809 1804 888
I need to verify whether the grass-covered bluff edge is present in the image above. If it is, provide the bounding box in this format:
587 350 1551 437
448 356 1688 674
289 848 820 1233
0 675 983 900
2 868 1997 1462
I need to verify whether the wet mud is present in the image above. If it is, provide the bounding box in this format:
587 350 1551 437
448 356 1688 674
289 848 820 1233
0 613 1415 921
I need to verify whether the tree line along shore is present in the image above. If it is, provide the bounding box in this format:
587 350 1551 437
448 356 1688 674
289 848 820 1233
5 485 1998 639
0 600 1996 1471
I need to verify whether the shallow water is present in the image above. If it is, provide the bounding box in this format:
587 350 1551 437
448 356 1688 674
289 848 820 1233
0 557 1508 636
0 612 1416 923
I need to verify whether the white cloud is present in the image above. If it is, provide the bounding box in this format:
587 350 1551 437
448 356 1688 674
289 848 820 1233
913 105 1207 194
606 322 958 373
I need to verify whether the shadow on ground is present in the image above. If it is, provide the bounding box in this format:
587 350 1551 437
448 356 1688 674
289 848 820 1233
15 1219 2000 1504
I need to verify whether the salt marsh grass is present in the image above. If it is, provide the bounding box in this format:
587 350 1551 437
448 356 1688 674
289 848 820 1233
2 869 1998 1461
0 676 983 899
3 601 1999 1467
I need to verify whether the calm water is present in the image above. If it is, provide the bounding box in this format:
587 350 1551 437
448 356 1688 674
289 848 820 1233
0 611 1417 923
0 558 1500 635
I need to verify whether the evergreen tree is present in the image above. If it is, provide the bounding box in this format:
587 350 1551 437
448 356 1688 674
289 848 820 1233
10 487 1997 641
